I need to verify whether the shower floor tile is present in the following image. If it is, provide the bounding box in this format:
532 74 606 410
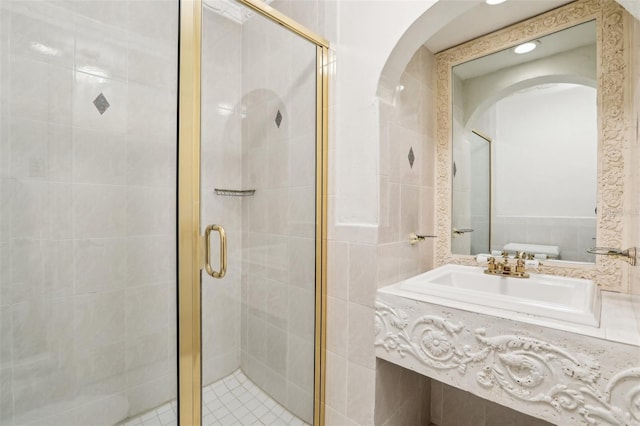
119 369 308 426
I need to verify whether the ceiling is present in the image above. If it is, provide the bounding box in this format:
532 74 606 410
453 19 596 80
425 0 575 53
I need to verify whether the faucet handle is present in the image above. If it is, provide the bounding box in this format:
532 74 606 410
515 251 529 259
486 257 496 272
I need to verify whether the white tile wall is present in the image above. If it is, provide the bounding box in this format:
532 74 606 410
0 1 178 425
430 379 553 426
324 45 437 426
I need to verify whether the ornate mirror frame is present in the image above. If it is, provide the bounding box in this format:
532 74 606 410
435 0 633 291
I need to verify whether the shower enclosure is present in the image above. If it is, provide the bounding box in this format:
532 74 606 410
0 0 328 424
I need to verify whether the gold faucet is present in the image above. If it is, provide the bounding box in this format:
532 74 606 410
484 252 530 278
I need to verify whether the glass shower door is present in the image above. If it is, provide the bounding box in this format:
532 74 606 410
1 1 179 425
178 0 328 424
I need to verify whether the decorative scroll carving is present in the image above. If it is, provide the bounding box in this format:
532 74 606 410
434 0 630 291
375 300 640 425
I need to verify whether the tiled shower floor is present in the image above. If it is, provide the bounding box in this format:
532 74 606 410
119 369 308 426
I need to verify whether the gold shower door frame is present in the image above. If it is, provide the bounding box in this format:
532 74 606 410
178 1 329 425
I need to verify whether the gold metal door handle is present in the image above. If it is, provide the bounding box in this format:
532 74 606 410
204 224 227 278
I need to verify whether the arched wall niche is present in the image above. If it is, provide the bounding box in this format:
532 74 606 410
376 0 638 101
464 74 596 128
375 0 639 292
437 0 631 291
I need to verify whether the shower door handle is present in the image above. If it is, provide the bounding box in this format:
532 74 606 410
204 224 227 278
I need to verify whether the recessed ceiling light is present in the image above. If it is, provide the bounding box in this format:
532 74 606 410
514 41 538 54
485 0 507 5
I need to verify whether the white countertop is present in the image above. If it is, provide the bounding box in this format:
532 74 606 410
378 285 640 347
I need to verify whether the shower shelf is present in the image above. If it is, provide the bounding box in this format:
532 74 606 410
214 188 256 197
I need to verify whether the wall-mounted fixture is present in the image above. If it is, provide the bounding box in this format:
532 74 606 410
587 247 637 266
409 233 437 245
214 188 256 196
452 228 474 236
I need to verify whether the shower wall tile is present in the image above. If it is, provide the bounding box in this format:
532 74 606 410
127 46 177 90
289 134 316 187
287 333 314 390
125 187 175 236
9 58 73 125
11 299 48 361
10 239 44 294
8 117 47 180
75 290 126 350
75 342 126 398
69 0 129 31
73 184 126 238
0 367 13 425
125 137 176 188
126 83 176 140
50 254 78 295
286 381 314 423
11 180 49 239
287 286 315 341
126 374 172 418
74 393 130 426
288 186 315 238
2 0 179 424
73 238 126 294
72 72 126 132
125 283 169 339
0 307 12 368
75 33 128 82
127 0 177 44
73 128 126 185
7 3 73 67
48 124 73 182
48 182 73 239
125 236 176 286
125 330 170 387
288 237 315 288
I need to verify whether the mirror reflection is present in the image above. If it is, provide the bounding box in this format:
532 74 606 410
451 20 597 263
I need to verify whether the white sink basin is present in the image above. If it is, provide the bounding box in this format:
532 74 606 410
393 264 601 327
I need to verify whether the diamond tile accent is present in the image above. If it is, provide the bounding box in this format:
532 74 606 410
93 93 110 115
408 147 415 168
275 109 283 128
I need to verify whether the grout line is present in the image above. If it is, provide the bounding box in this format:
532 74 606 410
119 368 308 426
